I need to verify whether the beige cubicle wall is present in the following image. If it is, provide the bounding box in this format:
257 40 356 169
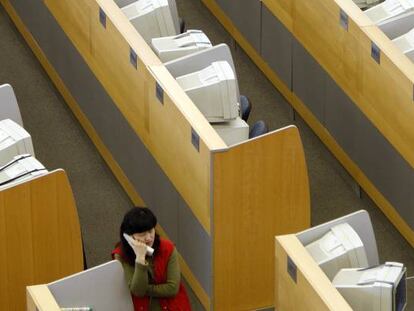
202 0 414 247
2 0 311 309
275 235 353 311
274 210 381 310
0 170 83 311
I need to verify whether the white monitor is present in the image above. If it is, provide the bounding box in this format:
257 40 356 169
365 0 414 24
353 0 383 9
151 30 212 62
0 154 47 189
392 27 414 58
0 119 34 166
212 117 249 146
333 262 407 311
0 84 23 126
305 222 369 280
121 0 177 44
176 61 240 122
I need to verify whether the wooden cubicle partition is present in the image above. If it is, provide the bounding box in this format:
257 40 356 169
0 170 83 311
213 126 310 309
275 235 352 311
202 0 414 247
2 0 311 309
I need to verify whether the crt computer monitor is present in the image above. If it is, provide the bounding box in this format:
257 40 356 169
391 26 414 61
0 119 34 166
121 0 177 44
151 30 212 62
305 222 369 280
333 262 407 311
175 60 240 123
0 154 47 189
365 0 414 24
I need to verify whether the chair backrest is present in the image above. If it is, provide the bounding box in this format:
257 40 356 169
48 260 134 311
240 95 251 122
0 84 23 126
249 120 268 139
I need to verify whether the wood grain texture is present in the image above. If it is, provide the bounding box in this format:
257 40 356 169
262 0 294 32
27 285 60 311
202 0 414 246
289 93 414 247
0 0 146 208
0 170 83 311
43 0 226 232
292 0 414 169
148 65 221 233
275 235 352 311
213 126 311 310
202 0 295 106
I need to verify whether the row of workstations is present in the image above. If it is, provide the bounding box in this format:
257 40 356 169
1 0 410 310
200 0 414 248
0 0 311 309
0 84 84 310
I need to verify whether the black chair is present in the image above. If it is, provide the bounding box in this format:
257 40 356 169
179 17 186 34
249 120 268 139
240 94 251 121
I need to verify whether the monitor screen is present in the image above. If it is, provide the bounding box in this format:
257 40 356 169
122 0 177 44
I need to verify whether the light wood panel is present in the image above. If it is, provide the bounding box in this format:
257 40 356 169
3 1 314 309
43 0 92 58
202 0 414 246
0 170 83 311
43 0 226 232
27 285 60 311
358 25 414 167
0 0 146 207
213 126 310 310
289 92 414 247
148 65 217 232
293 0 364 106
262 0 294 32
202 0 295 106
275 235 352 310
292 0 414 169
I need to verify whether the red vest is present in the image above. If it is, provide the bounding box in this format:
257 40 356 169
112 238 191 311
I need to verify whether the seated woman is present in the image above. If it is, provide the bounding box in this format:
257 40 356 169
112 207 192 311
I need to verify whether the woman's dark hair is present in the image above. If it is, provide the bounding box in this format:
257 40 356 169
119 207 160 265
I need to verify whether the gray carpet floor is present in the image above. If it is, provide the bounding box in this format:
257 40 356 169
0 0 413 309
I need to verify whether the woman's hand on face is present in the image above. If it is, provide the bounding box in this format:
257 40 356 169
123 233 148 264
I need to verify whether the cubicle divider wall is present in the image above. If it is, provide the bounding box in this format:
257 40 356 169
201 0 414 247
274 210 379 310
1 0 311 309
0 170 83 311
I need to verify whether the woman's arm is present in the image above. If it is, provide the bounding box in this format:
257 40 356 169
146 248 180 297
114 254 150 297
